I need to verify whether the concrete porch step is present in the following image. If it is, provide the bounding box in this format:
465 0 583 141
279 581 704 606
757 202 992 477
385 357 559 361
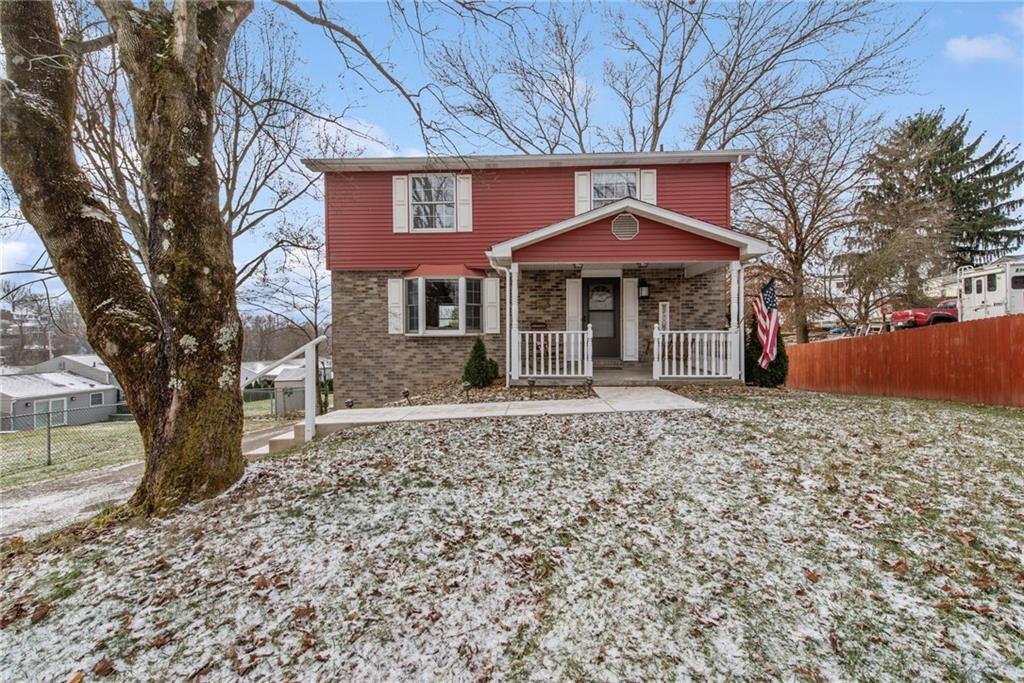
592 358 623 368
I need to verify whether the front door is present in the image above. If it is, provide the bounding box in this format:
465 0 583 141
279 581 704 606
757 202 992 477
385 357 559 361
583 278 620 357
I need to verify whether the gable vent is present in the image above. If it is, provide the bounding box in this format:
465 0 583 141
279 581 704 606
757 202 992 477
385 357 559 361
611 213 639 241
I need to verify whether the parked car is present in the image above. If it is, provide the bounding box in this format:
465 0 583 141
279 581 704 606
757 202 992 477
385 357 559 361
890 299 959 328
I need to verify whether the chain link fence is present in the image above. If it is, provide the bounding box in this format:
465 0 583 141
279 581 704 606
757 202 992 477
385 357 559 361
0 390 301 489
1 404 141 488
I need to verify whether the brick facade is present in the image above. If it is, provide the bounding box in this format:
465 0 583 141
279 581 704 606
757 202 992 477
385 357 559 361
333 267 728 405
332 270 506 406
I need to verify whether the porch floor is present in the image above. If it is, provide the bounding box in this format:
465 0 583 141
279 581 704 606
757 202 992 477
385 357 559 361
511 361 742 387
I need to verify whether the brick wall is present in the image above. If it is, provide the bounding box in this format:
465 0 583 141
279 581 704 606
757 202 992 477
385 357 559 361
331 266 728 403
332 270 506 406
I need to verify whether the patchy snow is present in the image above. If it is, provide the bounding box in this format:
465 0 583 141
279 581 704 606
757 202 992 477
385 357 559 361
1 389 1021 680
80 206 108 222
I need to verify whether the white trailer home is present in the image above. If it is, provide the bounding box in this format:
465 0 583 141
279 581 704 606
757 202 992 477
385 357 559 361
958 258 1024 322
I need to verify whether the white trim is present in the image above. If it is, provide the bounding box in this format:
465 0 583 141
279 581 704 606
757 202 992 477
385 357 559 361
305 149 754 173
488 197 771 262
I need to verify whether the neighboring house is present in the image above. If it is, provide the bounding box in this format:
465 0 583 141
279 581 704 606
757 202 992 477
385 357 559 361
0 372 119 431
22 354 122 401
305 150 771 405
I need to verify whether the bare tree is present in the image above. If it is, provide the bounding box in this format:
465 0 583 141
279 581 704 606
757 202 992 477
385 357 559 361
1 0 510 513
736 105 880 342
435 0 919 153
432 5 595 153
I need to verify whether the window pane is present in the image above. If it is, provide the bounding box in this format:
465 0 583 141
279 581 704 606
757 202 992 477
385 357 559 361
406 279 419 332
426 279 459 330
466 279 481 331
963 278 971 294
411 175 454 202
1012 275 1024 290
592 171 637 208
411 202 455 230
975 279 983 294
987 273 998 291
90 392 103 406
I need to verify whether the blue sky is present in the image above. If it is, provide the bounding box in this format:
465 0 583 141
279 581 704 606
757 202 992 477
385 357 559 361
284 1 1024 157
2 1 1023 286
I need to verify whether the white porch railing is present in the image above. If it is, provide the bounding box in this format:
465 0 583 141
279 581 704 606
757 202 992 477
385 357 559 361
652 325 740 379
241 335 328 443
513 325 593 379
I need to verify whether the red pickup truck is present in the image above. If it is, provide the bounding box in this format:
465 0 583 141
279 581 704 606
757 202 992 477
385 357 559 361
890 300 959 328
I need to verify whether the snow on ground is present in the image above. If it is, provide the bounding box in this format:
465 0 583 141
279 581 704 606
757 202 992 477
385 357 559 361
1 388 1022 681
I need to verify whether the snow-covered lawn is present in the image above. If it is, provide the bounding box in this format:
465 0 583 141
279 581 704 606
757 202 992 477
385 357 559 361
2 388 1022 680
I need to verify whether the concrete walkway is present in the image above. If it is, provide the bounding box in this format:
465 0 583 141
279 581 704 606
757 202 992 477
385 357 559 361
312 386 701 434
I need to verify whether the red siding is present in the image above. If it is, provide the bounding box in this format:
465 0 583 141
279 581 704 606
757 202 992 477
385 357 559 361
513 215 738 263
325 163 732 270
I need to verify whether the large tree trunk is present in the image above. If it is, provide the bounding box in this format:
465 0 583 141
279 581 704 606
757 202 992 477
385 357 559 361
1 1 251 513
790 268 810 344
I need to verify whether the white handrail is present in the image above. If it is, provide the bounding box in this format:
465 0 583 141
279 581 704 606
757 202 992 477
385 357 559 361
242 335 328 443
652 328 737 380
516 325 593 378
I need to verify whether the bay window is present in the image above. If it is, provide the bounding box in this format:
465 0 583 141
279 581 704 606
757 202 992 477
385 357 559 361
592 170 638 208
410 174 456 231
405 276 482 335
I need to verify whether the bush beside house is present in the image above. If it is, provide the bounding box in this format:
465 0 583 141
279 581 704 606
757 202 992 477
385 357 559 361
463 337 499 387
745 318 788 387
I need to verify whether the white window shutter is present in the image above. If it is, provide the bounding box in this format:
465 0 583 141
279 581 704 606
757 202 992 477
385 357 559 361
456 174 473 232
566 279 582 330
622 277 639 361
387 278 404 333
574 172 591 215
393 176 409 233
640 169 657 204
483 277 500 333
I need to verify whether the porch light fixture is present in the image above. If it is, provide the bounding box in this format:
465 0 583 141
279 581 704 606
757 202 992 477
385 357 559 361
638 278 650 299
345 398 354 409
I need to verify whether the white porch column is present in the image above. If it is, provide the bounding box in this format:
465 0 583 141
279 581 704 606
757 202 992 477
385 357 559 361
730 261 744 381
303 342 317 442
510 263 520 380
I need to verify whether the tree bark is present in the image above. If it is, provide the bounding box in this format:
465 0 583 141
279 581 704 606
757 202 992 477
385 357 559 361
1 1 251 513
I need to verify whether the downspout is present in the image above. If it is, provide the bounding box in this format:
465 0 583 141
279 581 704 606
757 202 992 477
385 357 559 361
491 259 512 388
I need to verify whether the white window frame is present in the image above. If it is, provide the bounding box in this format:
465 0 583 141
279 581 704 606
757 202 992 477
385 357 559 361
34 398 67 429
409 173 457 233
90 391 104 406
404 276 483 336
591 168 639 209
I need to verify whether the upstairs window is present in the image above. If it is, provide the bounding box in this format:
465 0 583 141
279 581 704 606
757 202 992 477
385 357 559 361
592 170 638 208
410 174 455 231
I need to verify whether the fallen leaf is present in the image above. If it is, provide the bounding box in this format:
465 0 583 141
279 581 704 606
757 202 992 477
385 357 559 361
951 530 975 548
146 632 171 649
891 558 909 574
66 673 85 683
252 574 271 590
803 567 821 583
92 657 115 677
30 602 50 624
601 576 615 589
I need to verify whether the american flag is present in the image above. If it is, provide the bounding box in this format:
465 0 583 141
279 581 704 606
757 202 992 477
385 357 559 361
751 278 780 370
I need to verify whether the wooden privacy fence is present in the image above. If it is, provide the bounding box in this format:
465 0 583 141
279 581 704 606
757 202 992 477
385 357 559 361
786 315 1024 407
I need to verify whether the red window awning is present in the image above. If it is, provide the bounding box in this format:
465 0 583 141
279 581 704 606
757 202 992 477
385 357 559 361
403 264 487 278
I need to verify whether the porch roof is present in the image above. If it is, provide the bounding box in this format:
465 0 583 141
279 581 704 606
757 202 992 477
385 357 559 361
486 198 771 266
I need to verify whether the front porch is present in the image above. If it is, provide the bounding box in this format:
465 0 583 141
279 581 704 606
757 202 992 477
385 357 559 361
485 197 769 386
511 359 742 387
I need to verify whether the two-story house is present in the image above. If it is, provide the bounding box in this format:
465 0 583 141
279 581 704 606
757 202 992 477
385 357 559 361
305 150 770 405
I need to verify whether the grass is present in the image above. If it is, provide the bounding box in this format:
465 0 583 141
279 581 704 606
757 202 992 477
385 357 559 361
1 386 1020 680
0 403 297 490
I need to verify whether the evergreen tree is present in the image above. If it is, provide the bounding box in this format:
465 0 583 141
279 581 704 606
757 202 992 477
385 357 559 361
463 337 498 388
745 317 788 387
904 110 1024 266
854 125 951 305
